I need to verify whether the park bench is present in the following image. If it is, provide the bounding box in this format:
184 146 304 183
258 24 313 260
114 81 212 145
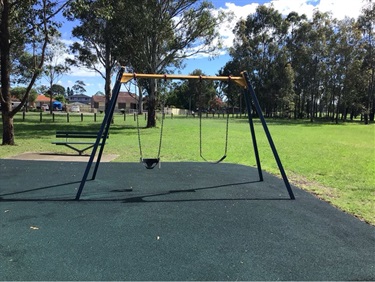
52 131 108 155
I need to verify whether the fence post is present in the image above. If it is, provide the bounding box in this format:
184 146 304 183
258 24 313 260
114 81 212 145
52 113 55 122
23 111 25 121
94 113 97 122
81 113 83 122
67 113 69 123
40 112 42 122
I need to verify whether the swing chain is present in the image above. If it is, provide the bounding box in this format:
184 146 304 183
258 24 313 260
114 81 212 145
198 75 231 164
134 77 144 161
134 76 165 169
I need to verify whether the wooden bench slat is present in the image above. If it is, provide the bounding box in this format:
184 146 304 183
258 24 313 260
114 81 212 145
55 131 108 138
56 131 99 134
55 135 100 139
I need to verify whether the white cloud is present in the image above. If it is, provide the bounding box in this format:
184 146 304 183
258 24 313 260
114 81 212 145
317 0 363 20
67 66 101 77
210 0 363 53
223 2 259 20
269 0 316 18
60 38 106 78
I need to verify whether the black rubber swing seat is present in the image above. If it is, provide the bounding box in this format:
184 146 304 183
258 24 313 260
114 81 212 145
141 158 160 169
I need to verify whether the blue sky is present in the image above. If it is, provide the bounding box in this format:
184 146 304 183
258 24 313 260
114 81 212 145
53 0 363 96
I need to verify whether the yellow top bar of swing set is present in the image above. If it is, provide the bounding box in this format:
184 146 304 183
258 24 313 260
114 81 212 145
120 72 247 88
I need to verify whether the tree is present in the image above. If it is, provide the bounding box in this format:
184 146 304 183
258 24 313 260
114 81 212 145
330 18 363 123
50 84 66 96
42 36 70 113
230 5 290 117
358 0 375 123
10 87 38 110
72 80 87 95
217 60 245 113
64 0 126 109
0 0 70 145
166 69 216 112
65 0 225 127
66 87 74 97
119 0 226 127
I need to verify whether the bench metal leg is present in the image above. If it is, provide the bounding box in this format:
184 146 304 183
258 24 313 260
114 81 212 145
63 144 96 156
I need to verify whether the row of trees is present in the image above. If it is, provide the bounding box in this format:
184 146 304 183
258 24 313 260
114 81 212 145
218 3 375 124
1 0 225 145
10 80 88 110
1 1 373 146
123 2 375 124
64 0 225 127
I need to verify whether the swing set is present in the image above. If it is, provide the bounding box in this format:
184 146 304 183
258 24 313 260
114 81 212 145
74 67 295 200
135 74 231 168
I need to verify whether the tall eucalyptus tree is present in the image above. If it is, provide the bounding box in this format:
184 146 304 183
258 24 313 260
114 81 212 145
64 0 127 109
231 5 290 116
42 37 70 114
120 0 226 127
358 0 375 123
0 0 69 145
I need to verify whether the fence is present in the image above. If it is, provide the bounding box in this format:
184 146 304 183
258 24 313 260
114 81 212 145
3 110 248 124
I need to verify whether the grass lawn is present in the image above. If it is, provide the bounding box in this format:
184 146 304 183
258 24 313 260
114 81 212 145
1 112 374 225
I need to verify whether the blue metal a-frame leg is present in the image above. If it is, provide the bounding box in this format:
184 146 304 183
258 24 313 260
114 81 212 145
242 71 295 200
75 67 125 200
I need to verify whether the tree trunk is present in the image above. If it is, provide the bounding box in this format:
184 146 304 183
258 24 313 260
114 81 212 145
104 40 112 114
364 112 369 124
2 112 15 145
138 84 143 115
105 73 111 113
310 92 314 122
369 68 375 122
343 107 349 121
335 93 341 124
0 0 15 145
330 87 336 122
49 91 53 114
147 79 156 127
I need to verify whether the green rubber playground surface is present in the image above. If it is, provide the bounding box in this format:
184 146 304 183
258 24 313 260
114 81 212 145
1 159 374 281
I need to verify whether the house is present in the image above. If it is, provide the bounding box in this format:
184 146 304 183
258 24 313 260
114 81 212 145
34 94 54 109
68 94 91 104
91 92 138 113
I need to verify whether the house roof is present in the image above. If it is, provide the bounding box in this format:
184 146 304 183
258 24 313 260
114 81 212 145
69 94 90 98
35 94 54 102
92 92 138 103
